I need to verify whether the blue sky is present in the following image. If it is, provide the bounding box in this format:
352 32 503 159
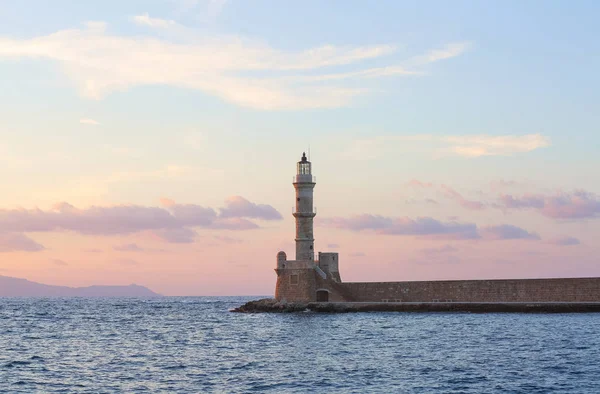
0 0 599 295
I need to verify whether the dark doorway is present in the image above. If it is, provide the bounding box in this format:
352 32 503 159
316 290 329 302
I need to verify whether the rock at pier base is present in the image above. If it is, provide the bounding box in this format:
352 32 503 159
231 298 309 313
232 300 600 313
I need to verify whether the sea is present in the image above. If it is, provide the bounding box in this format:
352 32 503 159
1 297 600 393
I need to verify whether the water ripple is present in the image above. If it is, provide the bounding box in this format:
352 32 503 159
1 297 600 392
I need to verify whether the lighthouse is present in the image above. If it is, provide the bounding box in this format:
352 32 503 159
266 153 600 307
275 153 341 303
293 152 316 261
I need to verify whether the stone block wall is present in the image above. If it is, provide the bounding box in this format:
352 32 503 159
341 277 600 303
317 252 341 282
275 268 317 303
275 267 350 303
314 275 352 302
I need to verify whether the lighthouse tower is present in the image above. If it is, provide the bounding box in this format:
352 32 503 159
293 152 316 261
274 153 342 303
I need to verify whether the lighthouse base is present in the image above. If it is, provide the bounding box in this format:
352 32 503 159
275 259 349 303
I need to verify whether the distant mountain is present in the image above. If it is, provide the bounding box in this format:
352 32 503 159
0 275 161 297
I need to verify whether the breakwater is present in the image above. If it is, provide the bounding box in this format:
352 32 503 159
233 298 600 313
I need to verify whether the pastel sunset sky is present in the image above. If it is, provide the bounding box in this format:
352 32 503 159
1 1 599 295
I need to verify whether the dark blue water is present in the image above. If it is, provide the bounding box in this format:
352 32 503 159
1 297 600 393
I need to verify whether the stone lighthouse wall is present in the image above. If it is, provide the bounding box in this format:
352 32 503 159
275 265 350 303
293 174 316 261
275 265 317 303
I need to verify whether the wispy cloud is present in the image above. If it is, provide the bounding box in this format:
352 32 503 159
499 190 600 219
547 236 581 246
219 196 283 220
443 134 549 157
406 179 486 211
132 13 177 28
319 215 479 240
344 134 549 159
80 118 99 126
0 22 468 110
481 225 540 240
0 197 282 248
441 185 485 211
409 42 471 66
319 214 540 242
0 232 45 253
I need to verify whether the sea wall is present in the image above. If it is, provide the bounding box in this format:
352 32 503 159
233 299 600 313
341 277 600 303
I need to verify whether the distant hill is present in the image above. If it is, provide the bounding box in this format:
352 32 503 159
0 275 161 297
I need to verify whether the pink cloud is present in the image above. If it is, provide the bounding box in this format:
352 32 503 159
499 190 600 219
481 225 540 240
320 215 540 242
547 236 581 246
0 196 281 246
166 203 217 227
219 196 283 220
211 217 260 230
499 194 544 209
407 181 485 211
0 233 45 253
319 214 479 240
0 202 181 235
441 185 485 211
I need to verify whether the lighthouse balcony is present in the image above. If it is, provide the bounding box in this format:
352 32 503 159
293 175 316 184
292 206 317 214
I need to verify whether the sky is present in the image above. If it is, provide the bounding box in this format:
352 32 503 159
0 0 599 296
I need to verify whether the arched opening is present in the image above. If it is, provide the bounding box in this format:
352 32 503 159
316 290 329 302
